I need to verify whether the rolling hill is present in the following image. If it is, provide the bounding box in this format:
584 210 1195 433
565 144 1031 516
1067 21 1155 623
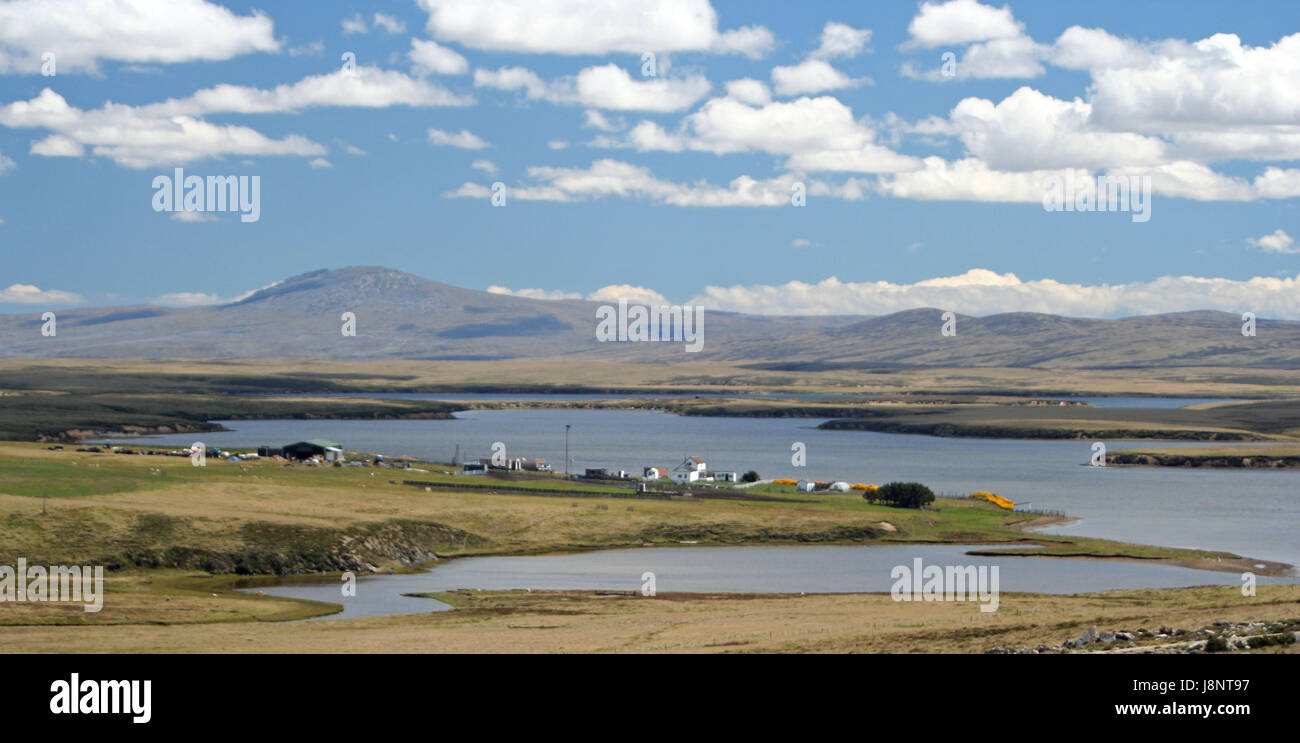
1 266 1297 369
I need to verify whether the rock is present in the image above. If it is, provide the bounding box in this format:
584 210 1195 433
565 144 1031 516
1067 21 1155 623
1075 626 1098 646
1099 631 1116 642
1212 620 1231 627
1115 631 1134 641
1187 640 1207 652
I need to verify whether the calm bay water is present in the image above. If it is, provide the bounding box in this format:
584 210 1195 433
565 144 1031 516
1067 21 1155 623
108 408 1300 567
248 544 1290 621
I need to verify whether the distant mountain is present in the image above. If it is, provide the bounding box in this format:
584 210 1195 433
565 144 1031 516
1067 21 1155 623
1 266 1297 369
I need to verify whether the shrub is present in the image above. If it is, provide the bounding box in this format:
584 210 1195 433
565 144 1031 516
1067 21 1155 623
741 470 760 483
865 481 935 509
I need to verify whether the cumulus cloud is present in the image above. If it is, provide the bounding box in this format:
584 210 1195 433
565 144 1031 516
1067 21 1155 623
684 269 1300 319
428 128 490 149
906 0 1024 48
0 0 278 75
474 63 710 112
0 150 14 173
0 68 470 168
723 79 771 106
488 283 669 305
470 159 498 174
0 283 82 305
418 0 773 57
902 0 1044 80
598 95 921 175
811 22 872 59
0 89 326 168
771 59 868 96
410 38 468 75
1249 229 1297 254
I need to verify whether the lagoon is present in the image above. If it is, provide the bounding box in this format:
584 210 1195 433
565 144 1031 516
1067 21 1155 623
246 544 1291 620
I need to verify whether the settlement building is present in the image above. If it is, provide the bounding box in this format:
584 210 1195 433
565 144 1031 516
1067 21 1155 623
670 456 707 484
282 440 345 462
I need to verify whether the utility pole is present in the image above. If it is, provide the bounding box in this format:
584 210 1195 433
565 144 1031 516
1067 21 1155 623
565 424 571 477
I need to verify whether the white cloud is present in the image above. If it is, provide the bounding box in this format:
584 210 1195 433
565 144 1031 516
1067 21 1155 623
878 158 1080 202
418 0 773 57
0 283 82 305
0 88 327 168
0 0 278 74
475 64 710 112
723 78 771 106
903 0 1043 80
488 283 669 305
0 68 470 169
333 139 366 156
446 158 870 207
906 0 1024 48
582 109 626 132
372 13 406 34
487 285 583 300
1249 229 1297 254
0 150 14 173
150 67 472 115
410 38 468 76
811 22 871 59
941 87 1169 171
152 291 223 305
710 25 776 59
341 14 367 34
170 210 217 222
586 284 670 305
1086 32 1300 132
428 128 490 149
471 159 497 174
771 59 868 96
547 140 569 150
685 268 1300 319
288 41 324 57
309 157 332 168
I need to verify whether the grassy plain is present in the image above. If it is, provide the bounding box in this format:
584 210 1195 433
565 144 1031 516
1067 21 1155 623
3 583 1297 654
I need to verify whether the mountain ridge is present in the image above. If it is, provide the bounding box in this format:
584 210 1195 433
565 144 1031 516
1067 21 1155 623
1 266 1295 369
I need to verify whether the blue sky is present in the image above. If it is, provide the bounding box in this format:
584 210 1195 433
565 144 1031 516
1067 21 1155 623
1 0 1298 317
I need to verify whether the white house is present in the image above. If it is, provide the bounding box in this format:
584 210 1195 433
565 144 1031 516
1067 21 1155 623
643 466 668 480
670 456 707 484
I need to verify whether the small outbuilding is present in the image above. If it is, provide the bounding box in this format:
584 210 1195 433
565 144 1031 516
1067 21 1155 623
282 440 345 462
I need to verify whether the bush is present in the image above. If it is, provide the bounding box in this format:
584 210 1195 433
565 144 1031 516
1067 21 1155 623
865 481 935 509
1205 635 1229 653
741 470 760 483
